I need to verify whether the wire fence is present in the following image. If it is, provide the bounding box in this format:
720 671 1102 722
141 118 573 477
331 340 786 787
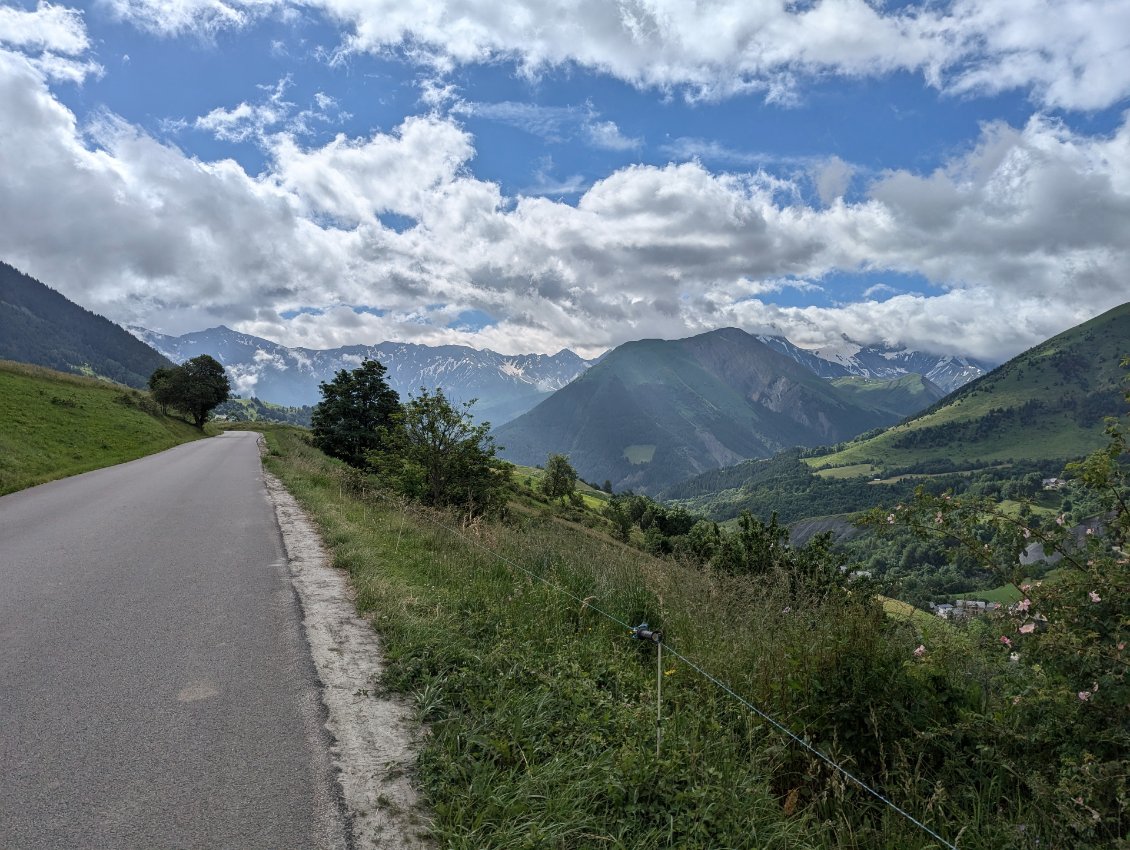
355 483 960 850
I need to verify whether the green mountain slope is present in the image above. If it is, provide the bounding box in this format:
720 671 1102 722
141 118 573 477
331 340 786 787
0 261 172 388
494 327 897 492
0 360 205 495
663 304 1128 523
807 302 1130 472
829 373 946 419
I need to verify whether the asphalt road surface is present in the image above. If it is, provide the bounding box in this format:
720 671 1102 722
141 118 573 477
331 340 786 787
0 431 348 849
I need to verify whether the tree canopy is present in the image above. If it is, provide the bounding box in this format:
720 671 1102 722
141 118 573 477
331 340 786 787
372 388 509 516
310 360 400 468
540 453 578 500
148 355 230 428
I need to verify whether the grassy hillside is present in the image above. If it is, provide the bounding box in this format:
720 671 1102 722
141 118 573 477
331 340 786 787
829 373 946 419
0 261 173 387
807 302 1130 473
0 360 206 495
254 425 1123 849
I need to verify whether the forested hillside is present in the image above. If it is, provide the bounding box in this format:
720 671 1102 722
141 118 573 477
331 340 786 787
0 262 172 388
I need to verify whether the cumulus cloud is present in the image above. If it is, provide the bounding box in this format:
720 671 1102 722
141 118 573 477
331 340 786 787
191 76 347 143
813 156 854 205
1 29 1129 363
104 0 1130 111
0 2 101 82
0 2 89 54
585 119 640 151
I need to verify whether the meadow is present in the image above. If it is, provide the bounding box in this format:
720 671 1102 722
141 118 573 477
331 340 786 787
0 360 206 495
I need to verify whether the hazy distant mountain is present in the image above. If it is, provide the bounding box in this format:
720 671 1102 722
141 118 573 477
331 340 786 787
131 325 593 425
493 327 903 493
0 262 172 388
755 334 991 393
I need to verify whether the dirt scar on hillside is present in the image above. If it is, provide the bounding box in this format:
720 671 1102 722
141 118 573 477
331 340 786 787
260 450 433 850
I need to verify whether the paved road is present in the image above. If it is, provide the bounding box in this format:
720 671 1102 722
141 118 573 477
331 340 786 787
0 431 347 849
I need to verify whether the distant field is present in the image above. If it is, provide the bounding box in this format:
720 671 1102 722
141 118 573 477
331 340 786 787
955 568 1070 603
814 463 877 479
623 443 656 464
0 360 206 495
511 462 611 508
879 595 949 639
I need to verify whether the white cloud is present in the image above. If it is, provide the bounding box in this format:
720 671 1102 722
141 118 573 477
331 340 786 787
99 0 256 36
105 0 1130 110
813 156 854 205
0 2 89 54
2 39 1129 363
584 119 640 151
0 2 101 83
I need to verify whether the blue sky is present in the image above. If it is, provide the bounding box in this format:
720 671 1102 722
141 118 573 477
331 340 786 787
1 1 1129 361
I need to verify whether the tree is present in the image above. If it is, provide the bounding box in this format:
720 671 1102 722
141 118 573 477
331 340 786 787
147 366 178 414
540 453 578 500
147 355 230 428
310 360 400 468
373 388 509 516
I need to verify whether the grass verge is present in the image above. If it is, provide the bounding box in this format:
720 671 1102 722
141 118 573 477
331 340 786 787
0 360 207 495
261 426 997 850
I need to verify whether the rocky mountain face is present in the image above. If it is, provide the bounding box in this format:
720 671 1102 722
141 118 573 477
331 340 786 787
493 327 903 493
755 334 991 393
131 325 592 426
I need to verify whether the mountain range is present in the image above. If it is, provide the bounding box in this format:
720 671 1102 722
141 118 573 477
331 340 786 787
0 263 172 388
757 334 991 393
131 325 594 426
134 324 988 429
665 301 1130 521
493 327 931 492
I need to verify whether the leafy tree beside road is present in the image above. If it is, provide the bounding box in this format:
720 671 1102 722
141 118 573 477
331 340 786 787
309 361 509 516
310 360 400 467
148 355 230 428
372 388 510 516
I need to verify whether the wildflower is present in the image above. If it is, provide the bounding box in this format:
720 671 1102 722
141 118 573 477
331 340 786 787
1118 642 1126 651
913 645 926 657
1086 527 1094 535
664 668 677 677
1012 696 1021 705
1056 514 1066 526
1089 591 1101 603
1078 691 1091 701
1009 652 1020 662
1017 598 1030 612
935 512 943 524
1000 635 1012 647
1020 583 1032 592
887 514 895 524
1022 527 1031 538
1019 623 1035 634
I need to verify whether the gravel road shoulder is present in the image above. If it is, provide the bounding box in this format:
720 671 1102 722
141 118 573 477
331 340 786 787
262 465 433 850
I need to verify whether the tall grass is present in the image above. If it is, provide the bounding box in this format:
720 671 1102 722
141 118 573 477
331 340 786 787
264 427 1040 850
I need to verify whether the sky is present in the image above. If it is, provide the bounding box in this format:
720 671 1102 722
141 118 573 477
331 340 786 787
1 1 1128 362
